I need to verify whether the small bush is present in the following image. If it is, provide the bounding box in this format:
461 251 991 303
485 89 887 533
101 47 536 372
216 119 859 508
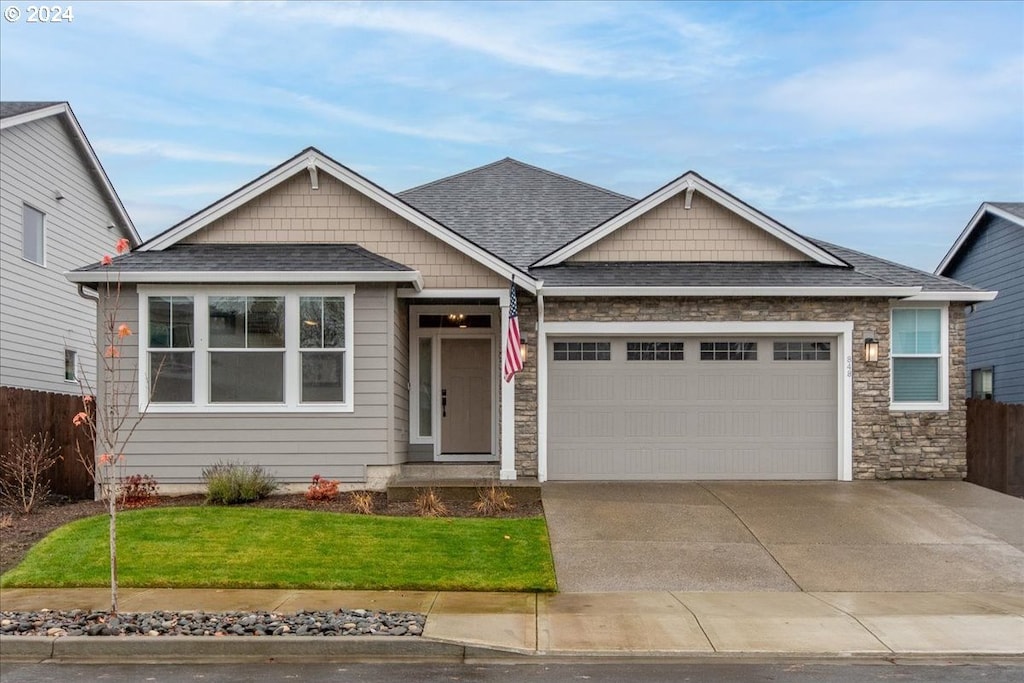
0 432 61 514
473 485 515 516
118 474 159 509
348 490 375 515
202 461 278 505
305 474 339 502
414 487 448 518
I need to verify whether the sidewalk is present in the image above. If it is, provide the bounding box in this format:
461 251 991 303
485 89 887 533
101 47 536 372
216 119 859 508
2 587 1023 660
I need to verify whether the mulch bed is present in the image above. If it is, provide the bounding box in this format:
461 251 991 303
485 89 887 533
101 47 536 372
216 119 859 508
0 491 543 575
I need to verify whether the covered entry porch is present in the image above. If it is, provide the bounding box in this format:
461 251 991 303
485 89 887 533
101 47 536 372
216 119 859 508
400 289 520 480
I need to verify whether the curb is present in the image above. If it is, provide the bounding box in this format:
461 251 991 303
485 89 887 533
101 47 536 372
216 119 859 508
0 635 498 663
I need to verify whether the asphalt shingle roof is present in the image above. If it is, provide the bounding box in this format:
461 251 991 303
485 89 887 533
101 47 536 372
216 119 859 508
530 261 885 288
72 244 413 277
398 158 635 269
990 202 1024 220
0 101 63 119
809 239 978 292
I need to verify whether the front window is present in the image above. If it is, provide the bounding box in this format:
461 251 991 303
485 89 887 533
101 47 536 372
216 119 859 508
64 349 77 382
148 296 195 403
971 368 994 400
23 204 44 265
891 307 947 409
140 288 353 411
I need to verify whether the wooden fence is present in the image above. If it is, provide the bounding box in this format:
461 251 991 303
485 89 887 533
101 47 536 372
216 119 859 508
966 398 1024 497
0 386 94 500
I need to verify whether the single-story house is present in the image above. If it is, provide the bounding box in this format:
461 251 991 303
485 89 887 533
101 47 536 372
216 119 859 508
935 202 1023 404
67 148 996 488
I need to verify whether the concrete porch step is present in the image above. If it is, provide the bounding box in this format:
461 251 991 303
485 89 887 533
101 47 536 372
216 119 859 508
398 462 501 481
386 477 542 504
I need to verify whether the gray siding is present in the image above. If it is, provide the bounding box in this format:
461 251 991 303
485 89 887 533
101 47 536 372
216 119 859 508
392 295 410 463
0 115 125 394
101 284 393 484
946 216 1024 403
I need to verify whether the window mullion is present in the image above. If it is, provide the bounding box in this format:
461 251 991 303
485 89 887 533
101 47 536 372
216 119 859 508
285 294 299 407
196 293 210 408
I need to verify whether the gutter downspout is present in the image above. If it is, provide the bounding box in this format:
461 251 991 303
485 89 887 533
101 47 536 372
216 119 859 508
77 284 99 302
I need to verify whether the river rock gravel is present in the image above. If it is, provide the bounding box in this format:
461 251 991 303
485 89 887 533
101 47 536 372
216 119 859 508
0 608 425 637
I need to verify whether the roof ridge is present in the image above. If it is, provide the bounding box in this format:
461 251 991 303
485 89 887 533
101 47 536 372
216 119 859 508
499 157 638 202
397 158 516 195
397 157 637 202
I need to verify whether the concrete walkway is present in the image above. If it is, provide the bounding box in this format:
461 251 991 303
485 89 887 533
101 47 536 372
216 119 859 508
543 481 1024 593
2 587 1023 657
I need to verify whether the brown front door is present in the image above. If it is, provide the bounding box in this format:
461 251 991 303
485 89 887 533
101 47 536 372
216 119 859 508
440 338 492 454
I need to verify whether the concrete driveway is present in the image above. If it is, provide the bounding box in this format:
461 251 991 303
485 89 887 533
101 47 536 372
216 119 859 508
541 481 1024 593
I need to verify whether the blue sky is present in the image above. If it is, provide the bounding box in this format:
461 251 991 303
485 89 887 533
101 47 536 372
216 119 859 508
1 0 1021 272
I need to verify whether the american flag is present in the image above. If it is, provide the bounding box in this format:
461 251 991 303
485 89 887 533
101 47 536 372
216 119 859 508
504 281 523 382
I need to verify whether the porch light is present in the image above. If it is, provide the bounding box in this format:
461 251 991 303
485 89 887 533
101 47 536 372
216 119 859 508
520 335 528 363
864 337 879 363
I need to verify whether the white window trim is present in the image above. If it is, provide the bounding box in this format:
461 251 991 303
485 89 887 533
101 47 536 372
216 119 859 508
64 349 78 383
22 203 46 267
889 303 949 412
138 285 354 413
537 320 855 483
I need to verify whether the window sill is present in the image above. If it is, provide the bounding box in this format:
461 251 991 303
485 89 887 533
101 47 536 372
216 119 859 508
143 403 354 414
889 401 949 412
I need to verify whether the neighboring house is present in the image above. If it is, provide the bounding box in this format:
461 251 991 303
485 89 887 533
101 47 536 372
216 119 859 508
66 148 994 488
0 101 139 395
936 202 1023 403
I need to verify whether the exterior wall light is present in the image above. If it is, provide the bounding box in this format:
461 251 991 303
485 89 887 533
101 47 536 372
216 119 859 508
520 335 528 363
864 337 879 363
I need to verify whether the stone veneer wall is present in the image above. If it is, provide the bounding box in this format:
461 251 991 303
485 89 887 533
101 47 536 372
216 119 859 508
526 297 967 480
513 296 539 477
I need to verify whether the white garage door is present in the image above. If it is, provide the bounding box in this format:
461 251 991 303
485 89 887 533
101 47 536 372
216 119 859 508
547 337 838 480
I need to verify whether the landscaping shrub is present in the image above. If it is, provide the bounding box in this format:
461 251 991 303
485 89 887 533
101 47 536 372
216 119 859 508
473 485 515 516
305 474 339 502
348 490 375 515
202 461 277 504
414 488 448 518
0 432 61 514
118 474 159 509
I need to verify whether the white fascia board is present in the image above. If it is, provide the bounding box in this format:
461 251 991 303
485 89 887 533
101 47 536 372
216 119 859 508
1 103 140 244
902 290 998 302
0 103 68 129
935 203 1024 275
66 270 424 289
540 286 921 298
534 173 846 267
140 150 537 293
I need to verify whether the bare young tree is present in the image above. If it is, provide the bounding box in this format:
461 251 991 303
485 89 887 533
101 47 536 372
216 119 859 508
72 237 152 615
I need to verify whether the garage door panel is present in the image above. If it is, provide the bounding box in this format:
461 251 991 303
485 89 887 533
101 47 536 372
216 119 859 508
548 336 838 480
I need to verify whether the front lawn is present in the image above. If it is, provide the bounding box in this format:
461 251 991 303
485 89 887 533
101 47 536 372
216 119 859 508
0 507 557 592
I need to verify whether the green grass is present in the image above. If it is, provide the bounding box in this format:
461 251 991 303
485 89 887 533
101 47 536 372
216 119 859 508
0 507 557 592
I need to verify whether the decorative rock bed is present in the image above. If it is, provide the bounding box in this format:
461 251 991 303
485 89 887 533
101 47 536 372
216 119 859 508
0 609 425 637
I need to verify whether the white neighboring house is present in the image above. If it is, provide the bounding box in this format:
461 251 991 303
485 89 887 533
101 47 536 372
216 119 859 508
0 101 138 395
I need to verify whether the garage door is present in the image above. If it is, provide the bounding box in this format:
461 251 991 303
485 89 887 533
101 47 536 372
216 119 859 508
547 337 838 480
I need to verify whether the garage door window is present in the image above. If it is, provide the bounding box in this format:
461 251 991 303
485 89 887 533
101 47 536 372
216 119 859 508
626 341 684 361
700 341 757 361
553 341 610 361
773 341 831 361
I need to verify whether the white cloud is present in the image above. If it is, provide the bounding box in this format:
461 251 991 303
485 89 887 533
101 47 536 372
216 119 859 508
93 139 278 166
763 52 1023 133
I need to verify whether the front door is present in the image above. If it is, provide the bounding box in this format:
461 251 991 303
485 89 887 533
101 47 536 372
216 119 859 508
440 338 492 454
